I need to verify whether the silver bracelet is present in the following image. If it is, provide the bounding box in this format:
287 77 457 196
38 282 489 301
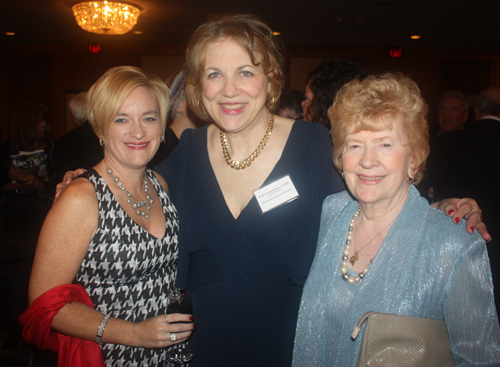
96 314 110 345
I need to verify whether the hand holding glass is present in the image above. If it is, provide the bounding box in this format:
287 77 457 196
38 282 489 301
166 288 194 364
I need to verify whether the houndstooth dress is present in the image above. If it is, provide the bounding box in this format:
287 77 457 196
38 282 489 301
74 169 179 367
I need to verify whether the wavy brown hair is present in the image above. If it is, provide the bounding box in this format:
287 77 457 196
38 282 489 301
184 14 286 121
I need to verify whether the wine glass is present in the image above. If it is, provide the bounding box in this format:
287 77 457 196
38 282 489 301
166 288 194 364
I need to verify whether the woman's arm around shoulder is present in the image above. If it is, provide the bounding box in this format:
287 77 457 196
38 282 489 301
431 197 491 241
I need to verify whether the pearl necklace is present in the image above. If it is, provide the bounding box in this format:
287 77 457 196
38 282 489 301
340 209 370 284
105 165 154 219
220 113 274 170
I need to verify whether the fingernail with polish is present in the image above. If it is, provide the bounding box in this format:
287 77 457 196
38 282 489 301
189 316 194 321
454 217 460 224
469 226 474 232
65 179 69 185
448 210 455 216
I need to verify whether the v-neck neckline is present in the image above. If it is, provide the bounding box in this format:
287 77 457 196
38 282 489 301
94 169 168 240
203 121 299 221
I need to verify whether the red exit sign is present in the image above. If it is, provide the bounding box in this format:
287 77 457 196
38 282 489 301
388 48 403 58
89 44 101 53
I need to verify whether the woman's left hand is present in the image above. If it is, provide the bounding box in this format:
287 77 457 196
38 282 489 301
432 198 491 241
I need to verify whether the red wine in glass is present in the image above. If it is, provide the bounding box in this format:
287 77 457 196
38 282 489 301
166 289 194 364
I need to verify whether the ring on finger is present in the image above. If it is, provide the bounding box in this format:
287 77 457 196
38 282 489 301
170 332 177 342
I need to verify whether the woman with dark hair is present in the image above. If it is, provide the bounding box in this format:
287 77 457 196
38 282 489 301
10 102 51 152
302 58 370 129
276 89 305 120
0 102 53 232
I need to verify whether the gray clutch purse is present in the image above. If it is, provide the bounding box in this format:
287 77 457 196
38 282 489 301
352 311 456 367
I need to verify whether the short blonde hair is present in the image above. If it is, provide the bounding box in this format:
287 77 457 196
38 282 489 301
328 73 429 184
87 66 170 138
184 14 286 121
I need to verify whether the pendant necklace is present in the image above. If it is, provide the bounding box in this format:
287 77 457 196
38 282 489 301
340 209 393 284
349 219 394 266
105 164 154 218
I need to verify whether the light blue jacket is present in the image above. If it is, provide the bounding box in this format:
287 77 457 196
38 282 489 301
293 185 500 366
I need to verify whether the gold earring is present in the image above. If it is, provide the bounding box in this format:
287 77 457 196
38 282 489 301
341 172 345 179
268 96 276 108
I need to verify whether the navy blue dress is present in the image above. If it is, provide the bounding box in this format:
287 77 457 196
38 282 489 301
156 120 344 366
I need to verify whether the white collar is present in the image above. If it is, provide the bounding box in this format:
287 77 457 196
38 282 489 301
478 115 500 123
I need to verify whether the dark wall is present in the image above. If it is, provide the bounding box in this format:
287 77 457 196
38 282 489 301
1 43 499 143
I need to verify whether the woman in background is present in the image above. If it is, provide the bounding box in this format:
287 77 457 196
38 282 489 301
276 88 305 120
148 70 208 168
302 58 369 130
0 102 53 233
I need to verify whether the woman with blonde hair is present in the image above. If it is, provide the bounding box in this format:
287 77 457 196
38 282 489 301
292 73 500 366
56 16 489 367
21 66 194 366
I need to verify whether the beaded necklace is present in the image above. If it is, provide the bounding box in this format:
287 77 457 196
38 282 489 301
340 209 368 284
105 165 154 218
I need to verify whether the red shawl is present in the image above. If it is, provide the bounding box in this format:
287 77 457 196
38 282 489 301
19 284 105 367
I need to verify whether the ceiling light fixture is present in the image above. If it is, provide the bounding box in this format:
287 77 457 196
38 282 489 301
72 1 141 35
411 35 421 40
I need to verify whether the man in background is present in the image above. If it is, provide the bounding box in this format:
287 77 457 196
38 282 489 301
51 92 102 194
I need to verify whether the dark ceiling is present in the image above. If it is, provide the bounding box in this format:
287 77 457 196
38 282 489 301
2 0 499 52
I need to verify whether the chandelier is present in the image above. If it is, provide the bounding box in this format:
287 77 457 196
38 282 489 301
72 1 141 35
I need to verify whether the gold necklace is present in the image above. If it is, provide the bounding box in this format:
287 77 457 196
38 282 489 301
349 216 394 266
220 114 274 170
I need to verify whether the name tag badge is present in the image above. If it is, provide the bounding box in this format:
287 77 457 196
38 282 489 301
254 175 300 214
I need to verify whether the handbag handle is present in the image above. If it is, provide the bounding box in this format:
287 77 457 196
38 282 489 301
351 311 378 340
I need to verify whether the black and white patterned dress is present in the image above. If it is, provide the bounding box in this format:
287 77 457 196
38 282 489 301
74 169 178 367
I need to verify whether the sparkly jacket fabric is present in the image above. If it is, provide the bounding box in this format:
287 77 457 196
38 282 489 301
292 186 500 366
